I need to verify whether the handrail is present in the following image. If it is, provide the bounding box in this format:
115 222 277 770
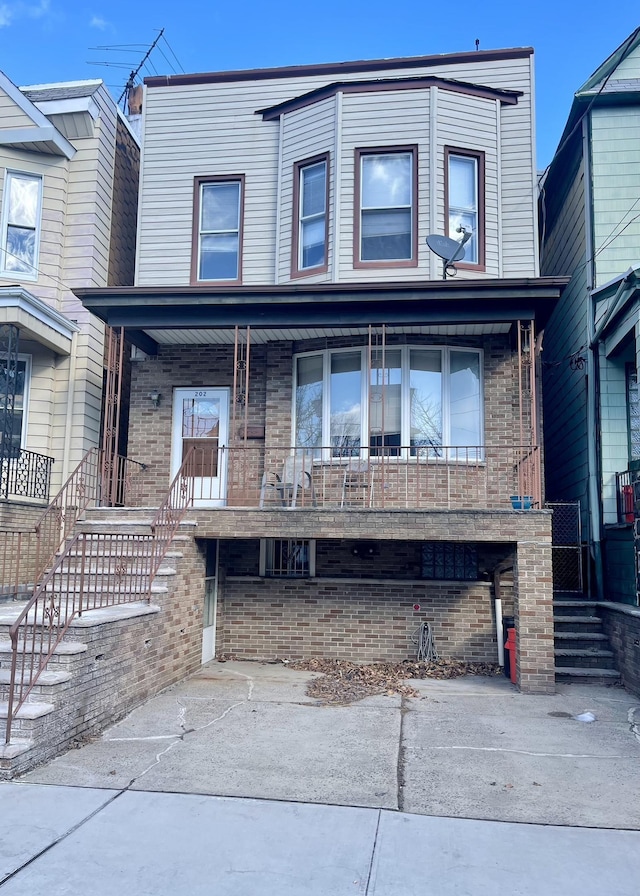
5 530 156 744
4 448 192 745
147 445 196 594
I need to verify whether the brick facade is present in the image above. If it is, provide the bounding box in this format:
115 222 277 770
598 603 640 696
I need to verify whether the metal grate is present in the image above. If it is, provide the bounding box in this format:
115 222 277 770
546 502 583 592
265 539 312 577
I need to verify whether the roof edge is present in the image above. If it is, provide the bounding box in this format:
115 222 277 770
144 47 534 88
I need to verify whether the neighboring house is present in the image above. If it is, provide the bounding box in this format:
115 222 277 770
0 71 139 595
1 46 571 777
539 27 640 693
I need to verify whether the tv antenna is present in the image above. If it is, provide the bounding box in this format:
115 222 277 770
425 227 472 279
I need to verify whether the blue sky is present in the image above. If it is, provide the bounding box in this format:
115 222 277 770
0 1 638 167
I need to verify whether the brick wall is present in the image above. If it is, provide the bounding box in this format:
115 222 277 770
0 531 207 776
598 604 640 696
127 333 527 508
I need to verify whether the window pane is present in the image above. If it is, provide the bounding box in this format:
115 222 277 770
301 163 326 218
8 176 39 227
330 352 361 455
362 154 411 208
450 351 481 449
296 355 323 448
0 358 27 454
199 233 238 280
370 349 401 453
448 155 478 264
301 218 325 269
410 350 442 455
201 182 240 232
361 209 411 260
5 226 35 273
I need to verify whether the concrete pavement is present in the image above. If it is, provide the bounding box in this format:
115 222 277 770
1 661 639 893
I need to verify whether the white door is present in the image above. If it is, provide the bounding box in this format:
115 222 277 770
171 388 229 507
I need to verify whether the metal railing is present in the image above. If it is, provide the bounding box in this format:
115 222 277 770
615 470 634 525
214 443 542 510
3 447 193 745
0 448 54 503
0 529 38 601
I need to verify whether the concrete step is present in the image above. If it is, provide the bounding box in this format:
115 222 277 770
0 669 72 687
553 615 603 633
553 601 598 615
0 701 55 720
554 666 621 683
554 648 616 669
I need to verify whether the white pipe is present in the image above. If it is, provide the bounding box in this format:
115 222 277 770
495 597 504 667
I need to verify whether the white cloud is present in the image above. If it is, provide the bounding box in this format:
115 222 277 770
0 4 14 27
90 14 109 30
0 1 51 27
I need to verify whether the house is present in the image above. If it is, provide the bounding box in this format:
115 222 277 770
0 71 139 592
1 45 569 777
539 27 640 693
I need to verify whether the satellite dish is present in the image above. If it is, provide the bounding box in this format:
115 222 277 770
426 228 472 279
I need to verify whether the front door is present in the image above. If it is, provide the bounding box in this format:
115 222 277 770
171 388 229 507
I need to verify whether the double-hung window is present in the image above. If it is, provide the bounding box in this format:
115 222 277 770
445 148 484 269
0 354 30 456
294 346 482 458
293 156 328 276
0 171 42 280
355 148 417 266
192 176 244 283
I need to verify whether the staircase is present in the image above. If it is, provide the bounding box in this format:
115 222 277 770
553 593 620 684
0 512 197 778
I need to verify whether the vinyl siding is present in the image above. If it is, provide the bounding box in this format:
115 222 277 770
136 54 536 286
0 90 37 129
591 106 640 287
540 154 590 525
279 96 335 283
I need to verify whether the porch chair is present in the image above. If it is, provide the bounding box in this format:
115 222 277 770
341 460 373 508
259 455 317 508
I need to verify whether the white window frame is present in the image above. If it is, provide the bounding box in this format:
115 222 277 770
259 539 316 577
296 158 327 273
292 345 484 461
0 171 43 281
193 177 243 283
356 148 416 266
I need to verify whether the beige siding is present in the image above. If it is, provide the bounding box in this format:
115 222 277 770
436 91 500 276
137 54 537 286
0 89 37 129
279 96 335 283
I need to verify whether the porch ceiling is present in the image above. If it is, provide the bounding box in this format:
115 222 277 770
75 277 569 354
146 322 511 345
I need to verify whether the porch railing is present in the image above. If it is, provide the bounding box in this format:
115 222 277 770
615 470 634 525
4 447 194 745
186 443 542 510
0 448 54 503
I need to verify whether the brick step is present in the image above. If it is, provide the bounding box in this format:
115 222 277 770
0 738 34 764
553 615 603 633
554 666 621 683
553 601 598 615
554 648 616 669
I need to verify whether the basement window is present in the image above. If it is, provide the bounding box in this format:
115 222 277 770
421 542 478 580
260 539 316 577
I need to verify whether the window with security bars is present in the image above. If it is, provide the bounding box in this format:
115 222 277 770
421 543 478 580
260 539 315 577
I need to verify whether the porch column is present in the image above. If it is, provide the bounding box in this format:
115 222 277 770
514 527 555 694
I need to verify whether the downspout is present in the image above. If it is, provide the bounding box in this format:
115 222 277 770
61 330 78 485
583 115 604 600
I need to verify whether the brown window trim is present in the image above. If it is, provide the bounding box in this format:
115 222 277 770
291 153 329 279
444 147 485 272
190 174 245 285
353 146 418 270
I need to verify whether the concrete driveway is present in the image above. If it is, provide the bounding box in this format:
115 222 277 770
21 660 640 829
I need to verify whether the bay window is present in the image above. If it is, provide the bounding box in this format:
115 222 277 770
355 148 417 266
445 147 484 269
293 156 328 275
294 346 482 457
192 176 244 283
